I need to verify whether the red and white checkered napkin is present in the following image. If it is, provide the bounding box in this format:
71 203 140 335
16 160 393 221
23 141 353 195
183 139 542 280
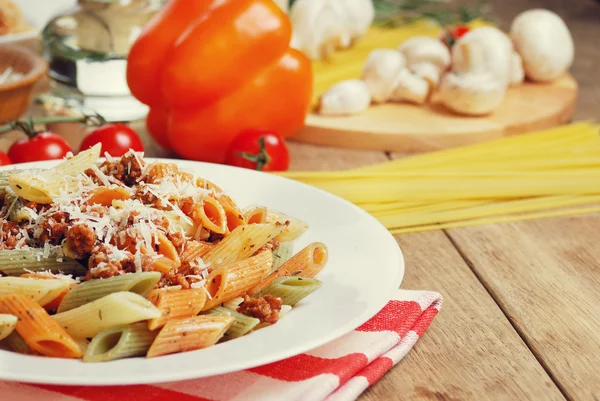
1 290 442 401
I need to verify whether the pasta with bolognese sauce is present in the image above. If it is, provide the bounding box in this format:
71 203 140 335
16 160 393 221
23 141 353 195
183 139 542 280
0 148 328 361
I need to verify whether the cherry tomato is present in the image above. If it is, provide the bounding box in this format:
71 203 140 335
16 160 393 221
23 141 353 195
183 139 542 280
8 132 72 164
0 151 11 166
225 129 289 172
80 123 144 157
440 25 470 47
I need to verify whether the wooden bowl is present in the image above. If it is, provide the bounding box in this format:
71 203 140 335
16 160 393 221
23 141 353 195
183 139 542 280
0 44 47 123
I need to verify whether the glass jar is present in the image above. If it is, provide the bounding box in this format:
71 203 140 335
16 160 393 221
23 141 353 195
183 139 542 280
42 0 164 122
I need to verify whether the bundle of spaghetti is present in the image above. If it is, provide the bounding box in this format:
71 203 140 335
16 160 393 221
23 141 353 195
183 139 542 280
281 122 600 234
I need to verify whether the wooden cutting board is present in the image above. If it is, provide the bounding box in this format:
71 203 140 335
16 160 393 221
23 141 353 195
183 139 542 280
292 74 578 152
289 23 578 152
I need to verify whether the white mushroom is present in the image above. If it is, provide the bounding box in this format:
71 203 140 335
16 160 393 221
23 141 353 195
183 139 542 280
328 0 375 49
439 72 506 116
451 27 514 86
290 1 344 60
510 9 574 82
290 0 374 60
390 68 430 105
361 49 406 103
398 36 451 87
273 0 289 13
510 52 525 86
318 79 372 116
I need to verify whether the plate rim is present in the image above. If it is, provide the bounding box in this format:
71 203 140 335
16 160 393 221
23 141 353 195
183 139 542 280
0 158 405 385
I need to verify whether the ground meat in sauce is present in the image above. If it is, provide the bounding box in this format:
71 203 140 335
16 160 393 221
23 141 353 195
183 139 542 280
81 204 108 218
84 168 104 186
157 269 190 289
167 232 185 251
259 238 280 253
153 216 170 231
237 295 282 324
0 221 21 249
0 221 18 238
179 197 195 217
38 212 70 245
135 186 157 205
100 154 143 187
85 244 135 280
65 224 97 259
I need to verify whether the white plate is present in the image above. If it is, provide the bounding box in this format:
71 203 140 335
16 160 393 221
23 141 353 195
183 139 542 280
0 159 404 385
0 0 76 44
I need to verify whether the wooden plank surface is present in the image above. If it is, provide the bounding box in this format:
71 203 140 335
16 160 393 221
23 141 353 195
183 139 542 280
447 215 600 401
360 232 564 401
285 148 563 400
439 1 600 400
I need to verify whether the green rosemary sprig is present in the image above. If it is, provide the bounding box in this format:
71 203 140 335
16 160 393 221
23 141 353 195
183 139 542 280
373 0 492 28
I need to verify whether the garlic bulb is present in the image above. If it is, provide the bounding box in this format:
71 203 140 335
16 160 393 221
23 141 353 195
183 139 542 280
361 49 406 103
290 0 374 60
510 9 574 82
451 27 514 86
439 71 507 116
318 79 372 116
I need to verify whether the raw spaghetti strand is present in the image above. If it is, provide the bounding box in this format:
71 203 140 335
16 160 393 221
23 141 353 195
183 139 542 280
280 122 600 234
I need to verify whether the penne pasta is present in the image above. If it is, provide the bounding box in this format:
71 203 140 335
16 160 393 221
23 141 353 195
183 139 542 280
222 296 244 311
0 248 86 277
203 250 272 311
222 202 246 232
163 210 196 236
57 272 161 313
215 193 237 209
74 337 90 355
147 288 207 330
259 277 323 306
203 306 260 340
0 169 25 197
195 178 224 194
242 205 268 224
247 242 327 296
180 241 213 263
293 242 329 278
146 285 183 304
144 162 178 181
0 277 74 306
0 314 18 341
84 323 158 363
146 315 234 358
52 292 161 338
0 149 328 361
86 186 132 206
154 232 181 269
1 331 37 354
197 196 228 234
266 211 308 242
0 294 82 358
9 144 101 203
42 282 76 313
272 241 294 273
203 223 286 268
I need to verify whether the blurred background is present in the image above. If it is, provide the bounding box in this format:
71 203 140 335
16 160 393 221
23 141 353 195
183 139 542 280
0 0 597 160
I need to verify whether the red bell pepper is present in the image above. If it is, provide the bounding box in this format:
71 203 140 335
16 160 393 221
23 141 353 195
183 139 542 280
126 0 312 163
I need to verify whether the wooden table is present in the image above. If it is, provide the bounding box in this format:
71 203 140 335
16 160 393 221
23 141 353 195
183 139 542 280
9 0 600 399
357 1 600 399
